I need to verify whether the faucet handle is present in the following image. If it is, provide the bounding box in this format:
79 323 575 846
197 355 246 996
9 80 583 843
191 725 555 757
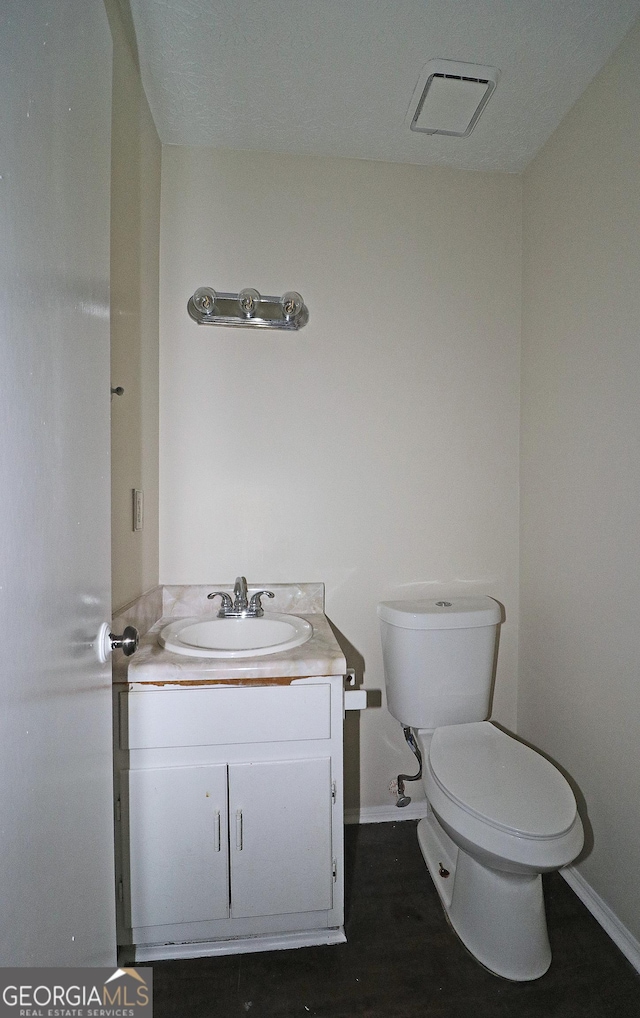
248 590 275 616
207 591 233 616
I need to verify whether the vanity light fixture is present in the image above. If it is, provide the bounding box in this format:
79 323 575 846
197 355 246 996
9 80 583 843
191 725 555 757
188 286 308 330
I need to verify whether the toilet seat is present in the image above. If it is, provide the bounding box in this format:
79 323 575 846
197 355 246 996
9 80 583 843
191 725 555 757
427 722 577 839
418 722 583 873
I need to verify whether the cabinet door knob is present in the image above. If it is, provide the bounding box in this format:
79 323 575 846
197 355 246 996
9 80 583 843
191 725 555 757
213 809 221 852
235 809 243 851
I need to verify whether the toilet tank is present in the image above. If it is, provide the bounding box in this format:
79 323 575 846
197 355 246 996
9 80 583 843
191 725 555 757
377 597 501 729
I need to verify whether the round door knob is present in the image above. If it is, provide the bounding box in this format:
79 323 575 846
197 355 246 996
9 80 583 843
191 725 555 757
95 623 139 663
110 625 139 656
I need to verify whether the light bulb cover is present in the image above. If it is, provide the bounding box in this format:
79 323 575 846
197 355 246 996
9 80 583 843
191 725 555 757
238 287 261 317
281 291 304 321
193 286 218 315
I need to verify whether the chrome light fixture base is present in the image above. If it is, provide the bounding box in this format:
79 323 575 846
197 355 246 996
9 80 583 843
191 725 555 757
188 288 308 330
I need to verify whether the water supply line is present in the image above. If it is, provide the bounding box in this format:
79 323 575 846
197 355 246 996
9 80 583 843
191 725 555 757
396 726 423 807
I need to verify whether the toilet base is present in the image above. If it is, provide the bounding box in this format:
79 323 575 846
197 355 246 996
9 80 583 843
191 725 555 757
417 813 552 981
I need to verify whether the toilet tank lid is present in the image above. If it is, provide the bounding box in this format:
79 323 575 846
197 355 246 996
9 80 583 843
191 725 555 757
377 596 501 630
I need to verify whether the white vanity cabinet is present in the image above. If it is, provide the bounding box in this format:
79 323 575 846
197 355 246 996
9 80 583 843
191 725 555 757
115 676 346 961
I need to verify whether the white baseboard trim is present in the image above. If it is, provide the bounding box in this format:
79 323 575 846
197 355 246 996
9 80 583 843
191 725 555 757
131 928 347 963
561 866 640 975
344 802 429 825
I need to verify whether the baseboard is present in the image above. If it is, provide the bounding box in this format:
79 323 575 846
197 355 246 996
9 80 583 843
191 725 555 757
561 866 640 975
344 802 429 825
130 928 347 963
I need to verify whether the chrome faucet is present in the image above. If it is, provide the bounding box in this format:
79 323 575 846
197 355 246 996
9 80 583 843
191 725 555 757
233 575 249 613
208 576 275 618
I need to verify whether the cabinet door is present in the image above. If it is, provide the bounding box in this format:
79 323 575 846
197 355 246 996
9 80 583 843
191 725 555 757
124 764 229 928
229 758 333 919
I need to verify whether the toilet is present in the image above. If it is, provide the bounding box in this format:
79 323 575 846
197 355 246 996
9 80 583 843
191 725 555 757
377 596 584 981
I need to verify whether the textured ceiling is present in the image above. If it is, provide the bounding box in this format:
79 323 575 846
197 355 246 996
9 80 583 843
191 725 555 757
129 0 640 173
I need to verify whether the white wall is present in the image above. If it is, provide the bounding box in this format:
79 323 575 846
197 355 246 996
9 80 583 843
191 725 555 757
108 0 161 612
159 149 521 809
521 21 640 945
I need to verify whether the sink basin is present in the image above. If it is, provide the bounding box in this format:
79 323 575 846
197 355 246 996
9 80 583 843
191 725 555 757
158 612 313 659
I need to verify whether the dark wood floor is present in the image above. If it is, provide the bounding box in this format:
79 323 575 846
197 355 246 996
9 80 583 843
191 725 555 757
150 820 640 1017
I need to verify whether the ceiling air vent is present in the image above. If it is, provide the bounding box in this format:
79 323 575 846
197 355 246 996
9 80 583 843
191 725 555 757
406 59 500 138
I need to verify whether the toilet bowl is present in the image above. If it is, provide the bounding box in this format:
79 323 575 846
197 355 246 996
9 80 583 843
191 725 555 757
416 722 584 980
377 596 585 981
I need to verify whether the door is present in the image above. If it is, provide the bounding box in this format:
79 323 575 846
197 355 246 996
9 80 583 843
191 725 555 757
0 3 116 964
125 764 230 929
229 758 334 918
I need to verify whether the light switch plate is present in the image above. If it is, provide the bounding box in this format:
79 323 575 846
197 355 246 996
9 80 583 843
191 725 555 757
133 489 144 531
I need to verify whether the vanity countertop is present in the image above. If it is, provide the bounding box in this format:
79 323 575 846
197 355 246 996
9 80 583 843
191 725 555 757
118 612 347 686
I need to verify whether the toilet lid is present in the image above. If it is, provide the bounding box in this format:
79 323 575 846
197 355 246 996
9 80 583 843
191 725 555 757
428 722 577 839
